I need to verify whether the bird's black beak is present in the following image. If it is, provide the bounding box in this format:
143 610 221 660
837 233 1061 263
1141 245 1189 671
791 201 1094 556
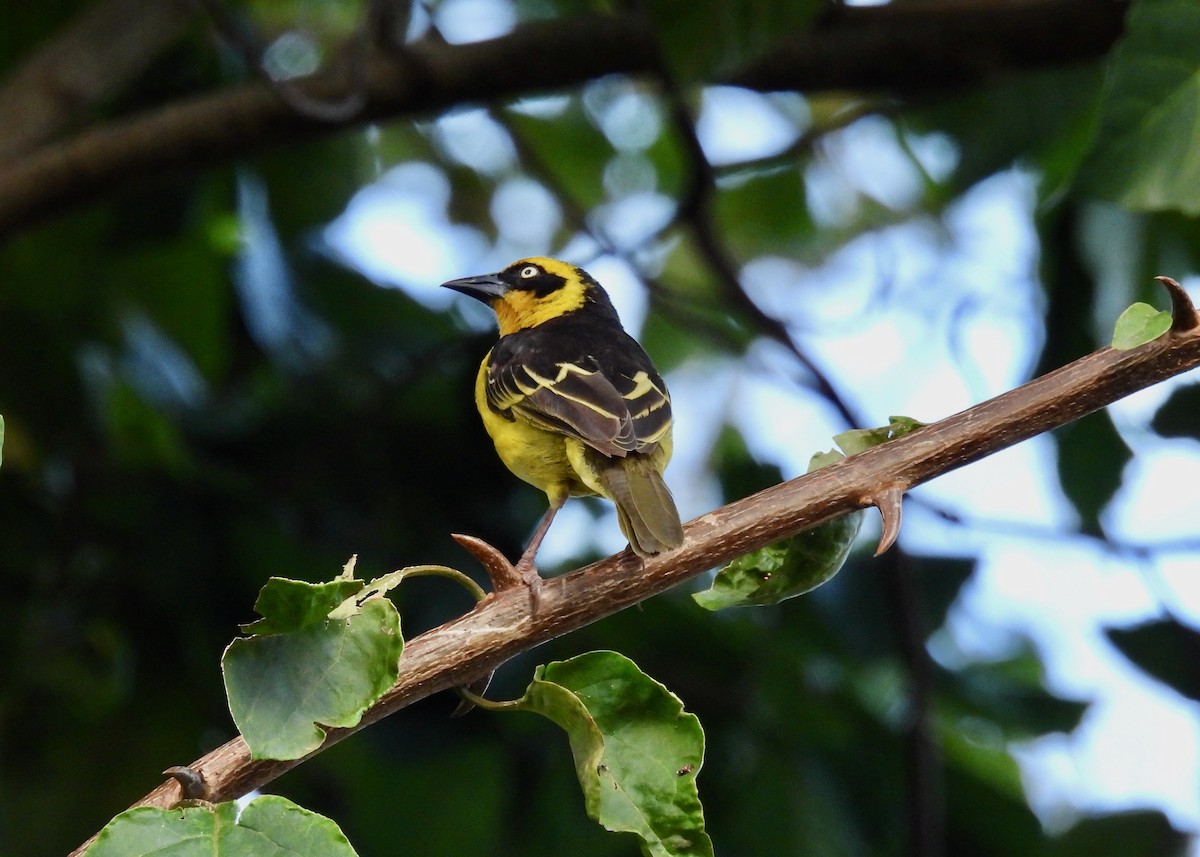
440 272 508 303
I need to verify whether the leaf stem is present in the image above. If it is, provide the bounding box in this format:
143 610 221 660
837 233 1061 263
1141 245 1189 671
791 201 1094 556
389 565 488 603
455 685 525 712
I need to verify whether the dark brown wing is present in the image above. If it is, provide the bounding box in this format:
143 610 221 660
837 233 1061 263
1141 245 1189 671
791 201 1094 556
486 318 671 458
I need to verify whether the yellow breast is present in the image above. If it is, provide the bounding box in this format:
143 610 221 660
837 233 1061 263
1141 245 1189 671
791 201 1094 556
474 354 594 502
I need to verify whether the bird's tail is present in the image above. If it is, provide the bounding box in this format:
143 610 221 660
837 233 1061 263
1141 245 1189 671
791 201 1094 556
595 453 684 557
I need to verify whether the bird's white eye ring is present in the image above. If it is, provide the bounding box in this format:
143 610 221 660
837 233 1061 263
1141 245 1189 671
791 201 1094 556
520 265 539 279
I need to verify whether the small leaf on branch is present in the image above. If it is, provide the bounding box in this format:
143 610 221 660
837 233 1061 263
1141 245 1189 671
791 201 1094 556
1112 302 1172 350
85 794 359 857
832 415 927 455
694 417 923 609
517 651 713 857
693 510 863 610
223 567 403 760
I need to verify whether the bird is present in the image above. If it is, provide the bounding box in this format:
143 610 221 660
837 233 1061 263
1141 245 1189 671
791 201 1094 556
442 257 684 600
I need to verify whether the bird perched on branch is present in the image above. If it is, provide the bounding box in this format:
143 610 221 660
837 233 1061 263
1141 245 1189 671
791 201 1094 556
442 257 684 598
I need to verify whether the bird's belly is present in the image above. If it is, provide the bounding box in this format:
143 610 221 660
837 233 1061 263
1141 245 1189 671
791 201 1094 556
482 409 593 499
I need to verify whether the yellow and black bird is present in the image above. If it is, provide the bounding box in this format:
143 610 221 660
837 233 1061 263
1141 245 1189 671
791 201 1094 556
442 257 684 593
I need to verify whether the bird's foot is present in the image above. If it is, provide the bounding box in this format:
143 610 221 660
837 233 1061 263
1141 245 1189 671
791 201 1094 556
513 556 544 617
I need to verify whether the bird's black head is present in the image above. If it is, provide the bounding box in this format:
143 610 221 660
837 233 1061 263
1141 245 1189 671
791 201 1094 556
441 257 618 334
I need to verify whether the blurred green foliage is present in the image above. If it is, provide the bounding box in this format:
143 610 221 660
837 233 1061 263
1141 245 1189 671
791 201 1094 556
0 1 1197 856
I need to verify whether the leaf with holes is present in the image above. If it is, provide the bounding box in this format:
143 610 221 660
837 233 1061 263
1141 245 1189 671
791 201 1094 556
241 576 365 636
694 417 923 609
693 507 863 610
519 651 712 857
223 572 403 760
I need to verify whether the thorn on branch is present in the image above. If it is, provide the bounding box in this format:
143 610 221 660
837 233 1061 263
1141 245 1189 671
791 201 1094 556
163 765 209 802
1155 276 1200 333
442 535 516 715
869 483 905 556
450 533 526 593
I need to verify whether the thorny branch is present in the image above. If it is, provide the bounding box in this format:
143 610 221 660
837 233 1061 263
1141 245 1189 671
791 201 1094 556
70 279 1200 856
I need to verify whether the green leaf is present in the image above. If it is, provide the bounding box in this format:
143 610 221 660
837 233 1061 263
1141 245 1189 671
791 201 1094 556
693 417 922 609
1041 810 1188 857
833 415 927 456
1151 382 1200 439
505 98 610 210
1081 0 1200 213
241 577 365 636
0 413 4 470
693 509 863 610
715 165 815 258
223 595 403 760
938 713 1025 799
519 651 713 857
1106 618 1200 702
910 64 1103 194
1111 302 1172 349
943 645 1088 740
85 795 358 857
1054 409 1131 536
940 761 1045 856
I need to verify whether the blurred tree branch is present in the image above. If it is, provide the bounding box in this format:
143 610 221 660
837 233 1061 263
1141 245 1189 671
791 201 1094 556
731 0 1128 93
0 0 1128 239
69 280 1200 857
0 0 194 162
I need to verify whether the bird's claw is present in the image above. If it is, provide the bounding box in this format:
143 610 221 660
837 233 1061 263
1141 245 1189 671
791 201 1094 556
514 559 544 617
